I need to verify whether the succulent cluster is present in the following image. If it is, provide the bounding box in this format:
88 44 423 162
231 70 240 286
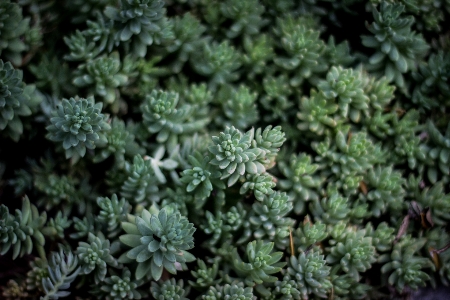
2 0 450 299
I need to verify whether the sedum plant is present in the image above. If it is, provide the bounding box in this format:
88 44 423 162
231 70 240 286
119 208 196 280
2 0 450 299
46 96 111 159
287 249 332 299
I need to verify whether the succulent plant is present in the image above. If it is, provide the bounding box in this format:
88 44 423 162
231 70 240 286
119 208 196 280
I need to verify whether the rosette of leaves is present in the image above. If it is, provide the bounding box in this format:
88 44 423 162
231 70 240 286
119 208 196 280
253 125 286 169
34 172 82 211
180 151 224 205
70 216 95 240
160 187 193 217
278 153 322 214
379 235 434 292
73 52 128 106
76 233 118 283
361 2 429 88
412 51 450 110
166 13 206 73
422 121 450 183
287 249 332 299
323 36 355 68
359 166 405 217
46 96 111 159
190 40 242 88
242 34 274 79
399 0 445 31
329 269 371 300
41 246 81 300
272 275 301 300
141 90 210 148
0 196 46 260
293 219 328 251
310 188 351 224
222 204 252 245
94 117 143 168
104 0 174 57
29 54 75 97
96 194 130 238
26 256 49 292
366 222 395 253
94 268 144 300
219 0 266 38
413 181 450 227
0 60 41 141
64 30 102 62
8 169 33 196
273 16 326 86
43 211 72 239
297 89 339 136
362 73 396 110
326 226 377 281
231 240 285 285
81 11 116 55
391 111 426 169
249 191 294 248
216 84 259 130
365 110 396 141
120 155 160 205
259 74 293 122
189 259 221 289
201 210 225 247
202 282 253 300
313 126 385 178
0 1 29 65
318 66 369 122
150 278 189 300
208 126 265 187
240 173 276 201
201 203 252 247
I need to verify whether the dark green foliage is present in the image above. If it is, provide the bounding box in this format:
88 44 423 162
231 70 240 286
249 191 294 248
0 1 29 65
362 2 429 88
77 233 118 283
72 52 128 105
96 194 130 238
0 197 46 260
208 126 265 187
93 268 144 299
0 60 41 141
287 250 332 299
120 155 160 204
180 151 224 204
141 90 210 148
202 282 253 300
231 240 285 285
380 236 434 292
2 0 450 298
119 208 196 280
190 40 242 88
150 278 190 300
104 0 173 57
189 259 221 289
327 225 377 281
94 117 143 168
46 96 111 159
